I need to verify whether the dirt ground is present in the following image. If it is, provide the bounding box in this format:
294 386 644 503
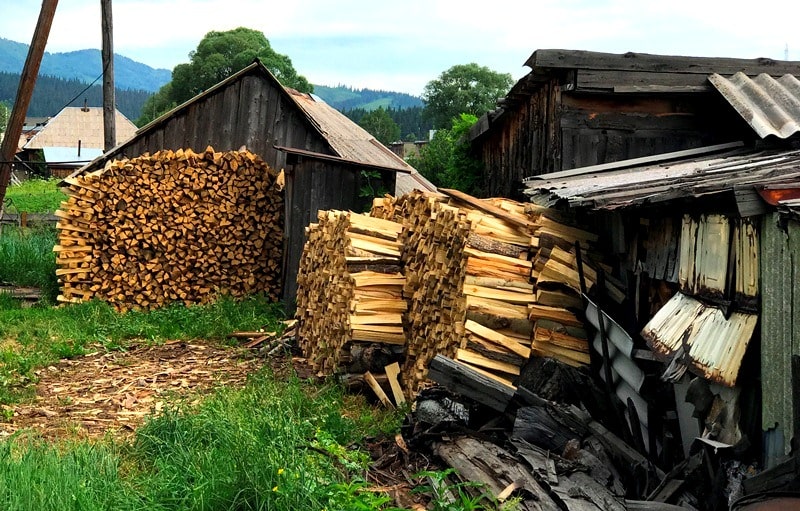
0 340 267 440
0 339 430 508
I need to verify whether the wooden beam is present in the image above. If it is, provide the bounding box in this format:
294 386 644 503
101 0 116 151
439 188 535 231
0 0 59 203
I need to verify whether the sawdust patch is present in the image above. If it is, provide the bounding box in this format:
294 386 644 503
1 340 265 440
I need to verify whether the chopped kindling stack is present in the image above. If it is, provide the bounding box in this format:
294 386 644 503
370 190 538 395
297 189 619 400
295 210 406 374
55 147 283 310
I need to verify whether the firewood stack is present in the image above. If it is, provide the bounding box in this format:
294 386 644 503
295 210 406 375
525 204 621 368
55 147 283 310
370 191 539 394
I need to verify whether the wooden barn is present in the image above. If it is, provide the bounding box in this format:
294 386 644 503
69 60 434 305
471 49 800 197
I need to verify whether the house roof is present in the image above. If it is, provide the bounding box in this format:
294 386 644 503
42 147 104 167
24 107 137 150
67 60 422 185
709 72 800 139
524 143 800 210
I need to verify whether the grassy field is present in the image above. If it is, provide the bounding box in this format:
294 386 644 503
0 227 59 301
0 296 408 510
0 368 403 510
5 178 67 213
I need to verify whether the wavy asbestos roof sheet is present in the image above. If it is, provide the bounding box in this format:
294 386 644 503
641 292 758 387
525 146 800 210
709 72 800 139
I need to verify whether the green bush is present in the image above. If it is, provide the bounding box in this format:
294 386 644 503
5 178 67 213
0 227 58 302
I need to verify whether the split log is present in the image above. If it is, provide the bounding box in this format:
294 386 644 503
433 436 561 511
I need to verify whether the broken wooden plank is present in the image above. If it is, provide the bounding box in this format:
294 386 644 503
363 371 395 409
384 362 406 406
427 355 515 413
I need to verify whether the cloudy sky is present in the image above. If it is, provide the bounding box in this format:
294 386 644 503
3 0 800 95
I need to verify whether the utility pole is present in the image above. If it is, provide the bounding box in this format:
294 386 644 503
0 0 59 207
101 0 116 151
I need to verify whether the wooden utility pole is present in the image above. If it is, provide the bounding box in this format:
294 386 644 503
101 0 115 151
0 0 59 206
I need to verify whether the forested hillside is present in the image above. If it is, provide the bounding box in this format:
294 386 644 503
342 106 433 142
313 84 423 111
0 72 150 120
0 37 170 92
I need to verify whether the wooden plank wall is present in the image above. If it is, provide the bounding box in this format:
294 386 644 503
114 75 330 170
283 160 358 309
475 74 752 198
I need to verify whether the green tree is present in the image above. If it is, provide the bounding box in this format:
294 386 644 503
422 63 513 129
137 27 312 124
357 107 401 145
136 83 177 127
0 101 9 133
408 113 484 195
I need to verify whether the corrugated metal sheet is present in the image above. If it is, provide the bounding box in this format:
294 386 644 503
760 213 800 460
525 147 800 210
24 107 137 150
289 90 414 174
641 292 758 387
709 72 800 139
42 147 103 167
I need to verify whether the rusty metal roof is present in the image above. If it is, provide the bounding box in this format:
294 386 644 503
709 72 800 139
641 292 757 387
525 145 800 210
288 89 414 174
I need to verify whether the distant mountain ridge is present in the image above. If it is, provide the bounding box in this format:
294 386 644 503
312 84 423 111
0 37 171 92
0 38 424 123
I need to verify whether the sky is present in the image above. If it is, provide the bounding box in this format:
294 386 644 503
2 0 800 96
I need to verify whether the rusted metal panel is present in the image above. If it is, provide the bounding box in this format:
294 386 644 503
760 213 800 458
642 292 757 387
677 214 729 298
525 147 800 210
709 72 800 139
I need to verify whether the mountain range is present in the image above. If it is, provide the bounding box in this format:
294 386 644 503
0 38 423 119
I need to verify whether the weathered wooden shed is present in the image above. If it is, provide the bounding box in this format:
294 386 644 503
69 60 434 305
525 136 800 470
471 49 800 197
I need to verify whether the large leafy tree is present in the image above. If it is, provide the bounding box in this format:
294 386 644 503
408 113 484 196
137 27 312 126
357 108 401 145
422 63 513 129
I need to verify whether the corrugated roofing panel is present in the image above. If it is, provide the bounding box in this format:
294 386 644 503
525 147 800 210
709 72 800 139
288 90 414 174
641 292 757 387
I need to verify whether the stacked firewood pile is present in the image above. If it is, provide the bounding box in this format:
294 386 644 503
295 187 622 399
295 210 406 375
55 147 283 310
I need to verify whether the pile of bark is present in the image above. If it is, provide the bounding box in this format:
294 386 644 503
421 356 699 511
56 147 283 310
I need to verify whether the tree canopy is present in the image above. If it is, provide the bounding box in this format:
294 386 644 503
422 63 513 129
357 108 400 145
407 113 484 196
137 27 312 126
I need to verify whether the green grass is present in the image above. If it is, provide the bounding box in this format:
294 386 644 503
0 371 404 511
0 227 59 301
5 178 67 213
0 295 284 403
